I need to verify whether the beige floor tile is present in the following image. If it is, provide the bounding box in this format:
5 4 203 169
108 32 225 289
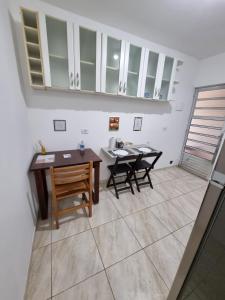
93 218 141 268
174 176 208 194
150 201 192 232
53 271 114 300
107 250 168 300
125 208 170 247
145 235 184 288
33 219 51 250
52 230 103 296
136 188 167 206
88 191 121 228
25 245 51 300
166 166 192 178
153 168 177 182
52 209 90 243
173 222 194 246
111 192 152 216
154 181 183 200
170 192 202 220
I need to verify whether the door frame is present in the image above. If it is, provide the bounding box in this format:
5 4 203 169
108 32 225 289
179 83 225 170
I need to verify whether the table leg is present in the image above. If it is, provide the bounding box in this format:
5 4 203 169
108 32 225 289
34 169 48 219
93 162 100 204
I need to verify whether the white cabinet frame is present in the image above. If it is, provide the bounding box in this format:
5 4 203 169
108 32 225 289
74 25 101 92
101 34 126 95
122 42 146 97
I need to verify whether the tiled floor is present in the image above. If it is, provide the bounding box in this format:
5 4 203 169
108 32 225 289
25 166 208 300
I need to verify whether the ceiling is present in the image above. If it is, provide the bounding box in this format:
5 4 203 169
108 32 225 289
43 0 225 59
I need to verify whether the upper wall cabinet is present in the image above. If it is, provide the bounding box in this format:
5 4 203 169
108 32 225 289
78 27 101 92
123 43 145 97
22 7 182 101
141 50 177 100
45 16 74 89
101 34 126 95
39 13 101 92
101 35 145 97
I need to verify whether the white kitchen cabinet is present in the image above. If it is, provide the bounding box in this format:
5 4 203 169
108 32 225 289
40 14 101 91
141 50 177 100
122 43 145 97
101 36 145 97
74 26 101 92
101 34 126 95
23 7 181 101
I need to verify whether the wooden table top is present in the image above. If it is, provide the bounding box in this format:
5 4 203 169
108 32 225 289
29 148 102 171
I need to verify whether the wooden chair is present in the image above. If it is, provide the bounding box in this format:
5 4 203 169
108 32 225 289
50 162 93 229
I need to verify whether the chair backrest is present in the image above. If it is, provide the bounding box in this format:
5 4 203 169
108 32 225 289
50 162 93 186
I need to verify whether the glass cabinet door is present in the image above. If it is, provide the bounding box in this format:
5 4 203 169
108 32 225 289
125 44 142 97
79 27 96 91
144 51 159 99
103 36 125 94
46 16 71 89
159 56 174 100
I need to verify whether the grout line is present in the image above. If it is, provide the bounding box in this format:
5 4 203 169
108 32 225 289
89 223 116 300
51 269 104 298
143 248 171 290
29 167 206 299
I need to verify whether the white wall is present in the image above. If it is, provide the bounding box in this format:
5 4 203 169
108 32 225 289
9 0 199 180
195 52 225 87
0 1 35 299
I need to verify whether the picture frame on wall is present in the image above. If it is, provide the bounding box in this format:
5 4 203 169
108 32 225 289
109 117 120 131
53 120 66 132
133 117 143 131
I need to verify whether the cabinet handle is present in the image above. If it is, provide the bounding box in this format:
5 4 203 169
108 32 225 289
119 81 122 92
154 88 157 98
76 73 79 88
123 82 127 93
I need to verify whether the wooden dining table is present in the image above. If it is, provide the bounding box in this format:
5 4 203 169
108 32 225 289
29 148 102 220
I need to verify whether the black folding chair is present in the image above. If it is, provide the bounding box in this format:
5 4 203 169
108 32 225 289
107 156 134 199
129 151 162 192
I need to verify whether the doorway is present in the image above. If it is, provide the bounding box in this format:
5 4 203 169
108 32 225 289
180 85 225 179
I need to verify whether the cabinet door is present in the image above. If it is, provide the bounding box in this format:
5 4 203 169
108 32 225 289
45 16 74 89
74 26 101 92
123 43 145 97
101 34 126 95
141 50 161 99
158 55 176 100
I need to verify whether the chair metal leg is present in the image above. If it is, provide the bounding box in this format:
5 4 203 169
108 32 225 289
112 175 119 199
107 174 112 187
133 170 140 192
126 171 134 195
146 169 153 189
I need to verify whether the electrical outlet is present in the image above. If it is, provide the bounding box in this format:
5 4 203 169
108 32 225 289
81 129 88 134
170 160 173 164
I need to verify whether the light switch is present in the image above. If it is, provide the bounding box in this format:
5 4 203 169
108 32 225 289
81 129 89 134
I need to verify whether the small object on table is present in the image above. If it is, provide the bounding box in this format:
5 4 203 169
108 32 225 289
63 154 71 159
113 149 128 156
36 154 55 164
138 147 152 153
116 138 124 148
39 140 46 154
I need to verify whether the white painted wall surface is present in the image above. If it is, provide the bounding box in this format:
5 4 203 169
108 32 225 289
0 1 35 299
9 0 199 181
195 52 225 87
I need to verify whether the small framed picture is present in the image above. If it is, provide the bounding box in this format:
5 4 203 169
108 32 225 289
133 117 143 131
53 120 66 132
109 117 120 131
